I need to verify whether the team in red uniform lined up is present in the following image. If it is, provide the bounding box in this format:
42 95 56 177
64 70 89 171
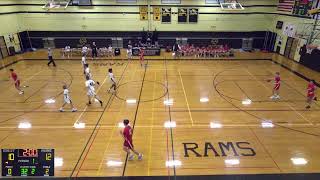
10 69 24 95
120 119 143 161
306 80 317 109
269 72 281 100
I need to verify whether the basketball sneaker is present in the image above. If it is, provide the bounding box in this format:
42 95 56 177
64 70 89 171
128 154 134 161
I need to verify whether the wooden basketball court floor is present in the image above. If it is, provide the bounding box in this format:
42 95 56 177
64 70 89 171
0 55 320 178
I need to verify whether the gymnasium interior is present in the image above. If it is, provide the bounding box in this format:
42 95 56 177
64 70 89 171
1 0 320 179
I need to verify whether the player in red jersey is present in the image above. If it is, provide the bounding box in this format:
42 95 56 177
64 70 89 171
306 80 317 109
9 69 24 95
205 46 210 58
269 72 281 100
120 119 143 161
195 47 200 58
139 48 145 67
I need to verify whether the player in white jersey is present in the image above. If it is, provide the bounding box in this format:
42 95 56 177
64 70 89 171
107 45 113 57
84 64 92 79
82 45 88 56
127 44 133 60
84 64 100 84
85 75 103 106
107 68 116 93
81 56 87 74
63 46 71 58
59 85 77 112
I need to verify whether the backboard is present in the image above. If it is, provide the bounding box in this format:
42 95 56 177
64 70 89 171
295 21 320 44
220 3 244 10
43 0 71 10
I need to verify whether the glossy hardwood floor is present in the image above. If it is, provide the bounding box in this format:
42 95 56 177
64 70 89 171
0 50 319 178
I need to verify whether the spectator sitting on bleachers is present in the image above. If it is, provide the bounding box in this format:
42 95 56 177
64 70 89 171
61 46 71 58
82 45 88 56
99 47 108 57
107 45 113 57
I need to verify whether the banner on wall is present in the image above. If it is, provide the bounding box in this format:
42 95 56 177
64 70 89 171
153 7 161 21
178 8 188 23
293 0 314 16
3 34 21 55
140 6 148 20
278 0 295 13
161 7 171 23
188 8 198 23
283 23 297 37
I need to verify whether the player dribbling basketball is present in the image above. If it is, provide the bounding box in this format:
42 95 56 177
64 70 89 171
85 76 103 106
9 69 24 95
59 85 77 112
120 119 143 161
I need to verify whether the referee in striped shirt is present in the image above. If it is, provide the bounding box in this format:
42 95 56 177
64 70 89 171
47 48 56 67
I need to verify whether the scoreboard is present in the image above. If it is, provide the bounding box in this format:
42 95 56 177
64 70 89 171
1 149 54 176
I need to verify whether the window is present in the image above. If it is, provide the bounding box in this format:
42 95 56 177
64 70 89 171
116 0 137 3
72 0 92 5
205 0 219 4
220 3 244 10
161 0 181 4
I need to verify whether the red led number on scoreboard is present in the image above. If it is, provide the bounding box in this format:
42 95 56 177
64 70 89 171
23 149 38 157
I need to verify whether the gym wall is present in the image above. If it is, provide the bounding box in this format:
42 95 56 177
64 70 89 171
0 0 277 32
271 15 313 56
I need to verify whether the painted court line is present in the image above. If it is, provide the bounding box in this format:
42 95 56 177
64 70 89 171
241 69 285 171
73 75 109 125
122 60 148 176
0 123 314 129
264 69 313 125
72 62 129 177
178 69 194 126
148 71 156 176
96 62 138 176
245 68 313 125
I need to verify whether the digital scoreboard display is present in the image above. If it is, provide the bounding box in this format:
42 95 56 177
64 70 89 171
1 149 54 176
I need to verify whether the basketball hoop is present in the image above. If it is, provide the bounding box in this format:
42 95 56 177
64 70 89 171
308 8 320 15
